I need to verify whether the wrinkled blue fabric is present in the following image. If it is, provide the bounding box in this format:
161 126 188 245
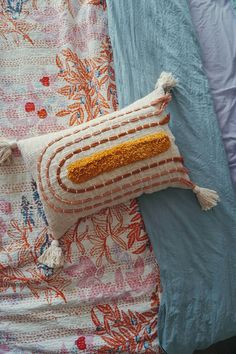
231 0 236 10
189 0 236 193
107 1 236 353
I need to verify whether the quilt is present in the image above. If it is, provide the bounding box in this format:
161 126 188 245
0 1 161 353
231 0 236 10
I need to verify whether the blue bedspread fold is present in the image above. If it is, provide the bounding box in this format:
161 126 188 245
231 0 236 10
107 1 236 353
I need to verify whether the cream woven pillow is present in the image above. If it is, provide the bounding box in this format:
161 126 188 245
0 73 219 268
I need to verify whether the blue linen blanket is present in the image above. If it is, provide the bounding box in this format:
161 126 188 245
231 0 236 10
107 1 236 353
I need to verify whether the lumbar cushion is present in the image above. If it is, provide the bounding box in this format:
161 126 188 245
0 72 219 268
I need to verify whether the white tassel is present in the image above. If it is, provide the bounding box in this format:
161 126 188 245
155 71 178 93
0 138 17 165
38 240 64 268
193 185 220 211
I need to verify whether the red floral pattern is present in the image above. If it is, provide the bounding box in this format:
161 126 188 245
0 0 36 45
37 108 47 119
75 336 87 350
0 1 162 352
40 76 50 87
0 218 70 303
91 284 162 353
25 102 35 112
56 37 118 125
62 200 150 269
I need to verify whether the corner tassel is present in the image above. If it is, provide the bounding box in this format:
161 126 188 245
0 138 17 165
38 240 64 268
193 185 220 211
155 72 178 93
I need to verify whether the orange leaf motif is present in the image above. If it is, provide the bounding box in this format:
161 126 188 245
56 37 118 126
91 293 161 353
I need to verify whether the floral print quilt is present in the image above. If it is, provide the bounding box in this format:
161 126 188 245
0 1 162 353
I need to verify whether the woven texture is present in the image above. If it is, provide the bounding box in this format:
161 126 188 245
189 0 236 192
231 0 236 10
18 88 191 240
107 0 236 353
0 1 162 353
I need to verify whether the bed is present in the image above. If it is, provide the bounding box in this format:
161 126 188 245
107 0 236 353
189 0 236 192
0 1 161 353
1 0 236 353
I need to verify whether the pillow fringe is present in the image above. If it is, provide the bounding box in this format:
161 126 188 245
0 138 17 164
193 185 220 211
0 72 220 269
155 71 178 93
38 240 64 268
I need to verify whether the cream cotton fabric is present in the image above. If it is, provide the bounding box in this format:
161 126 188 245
17 76 191 240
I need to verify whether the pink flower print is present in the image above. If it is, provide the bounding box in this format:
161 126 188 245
59 343 70 354
0 343 11 353
0 201 12 215
115 267 124 287
64 256 105 288
0 218 7 234
125 257 158 293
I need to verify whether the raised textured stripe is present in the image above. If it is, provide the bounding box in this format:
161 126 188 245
38 105 170 211
67 132 171 184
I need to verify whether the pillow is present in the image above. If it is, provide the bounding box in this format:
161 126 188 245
0 72 219 268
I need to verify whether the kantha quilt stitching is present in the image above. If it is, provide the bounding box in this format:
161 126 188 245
0 0 161 352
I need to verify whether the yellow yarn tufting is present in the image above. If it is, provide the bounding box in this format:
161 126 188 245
67 132 171 184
